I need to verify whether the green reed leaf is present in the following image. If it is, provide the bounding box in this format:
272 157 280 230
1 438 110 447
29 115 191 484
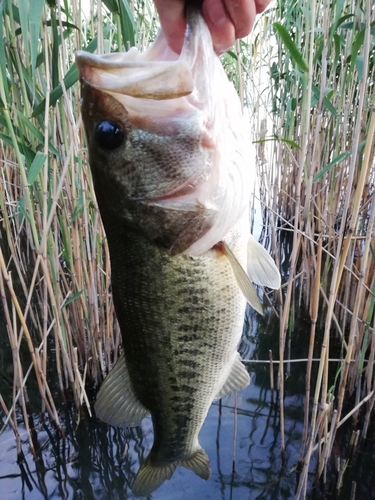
311 84 337 116
103 0 119 13
340 20 375 36
0 2 6 92
50 5 60 89
273 22 308 73
27 152 47 185
253 136 301 149
64 290 84 307
313 152 352 182
14 108 61 158
29 0 44 86
119 0 135 48
356 55 364 81
18 0 30 62
32 35 100 117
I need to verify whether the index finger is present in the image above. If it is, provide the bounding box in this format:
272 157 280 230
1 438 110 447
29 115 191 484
153 0 186 54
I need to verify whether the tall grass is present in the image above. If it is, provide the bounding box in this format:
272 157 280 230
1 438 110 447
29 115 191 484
0 0 140 457
250 0 375 495
0 0 374 496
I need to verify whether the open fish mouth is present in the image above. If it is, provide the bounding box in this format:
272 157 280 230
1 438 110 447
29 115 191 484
76 10 253 256
76 48 194 100
76 16 200 105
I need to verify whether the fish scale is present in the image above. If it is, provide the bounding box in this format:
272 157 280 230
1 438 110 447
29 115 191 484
103 220 246 445
76 7 280 496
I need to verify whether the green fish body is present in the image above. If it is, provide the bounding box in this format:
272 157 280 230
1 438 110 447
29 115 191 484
76 8 280 497
96 217 249 496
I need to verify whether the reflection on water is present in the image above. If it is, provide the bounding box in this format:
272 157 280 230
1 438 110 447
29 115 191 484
1 308 374 499
0 387 304 499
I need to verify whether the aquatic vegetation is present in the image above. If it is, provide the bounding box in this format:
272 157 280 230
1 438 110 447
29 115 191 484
251 0 375 496
0 0 374 498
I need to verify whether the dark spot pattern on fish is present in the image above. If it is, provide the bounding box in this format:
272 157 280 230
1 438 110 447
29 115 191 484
91 222 248 472
172 347 202 357
177 324 203 334
169 394 196 404
177 334 200 343
176 371 199 380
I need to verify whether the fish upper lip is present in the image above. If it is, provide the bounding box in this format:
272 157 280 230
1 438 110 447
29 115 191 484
75 50 194 100
129 174 204 203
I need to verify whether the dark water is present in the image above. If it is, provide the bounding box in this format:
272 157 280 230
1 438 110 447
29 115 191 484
1 306 374 500
0 383 305 500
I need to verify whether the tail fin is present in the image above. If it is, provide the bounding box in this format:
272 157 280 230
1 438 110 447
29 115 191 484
180 448 211 479
132 456 176 497
132 448 211 497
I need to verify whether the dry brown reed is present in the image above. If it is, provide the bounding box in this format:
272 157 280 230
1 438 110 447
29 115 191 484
0 0 123 457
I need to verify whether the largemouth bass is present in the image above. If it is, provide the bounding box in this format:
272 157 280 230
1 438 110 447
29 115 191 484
76 8 280 497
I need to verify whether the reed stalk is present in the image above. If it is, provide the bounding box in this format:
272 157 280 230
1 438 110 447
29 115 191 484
251 0 375 494
1 0 374 497
0 0 126 456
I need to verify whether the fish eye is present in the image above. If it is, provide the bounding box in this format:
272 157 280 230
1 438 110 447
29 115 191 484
95 121 125 150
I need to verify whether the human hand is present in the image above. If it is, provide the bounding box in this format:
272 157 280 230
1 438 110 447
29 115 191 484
154 0 272 54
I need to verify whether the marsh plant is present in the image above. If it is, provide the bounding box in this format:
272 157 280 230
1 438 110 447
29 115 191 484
0 0 374 497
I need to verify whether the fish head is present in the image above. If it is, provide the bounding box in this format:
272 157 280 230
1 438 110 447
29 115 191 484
76 11 253 255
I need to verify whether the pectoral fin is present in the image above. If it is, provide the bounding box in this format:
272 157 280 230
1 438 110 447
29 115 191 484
215 354 250 399
95 353 149 427
247 235 281 289
219 241 263 315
